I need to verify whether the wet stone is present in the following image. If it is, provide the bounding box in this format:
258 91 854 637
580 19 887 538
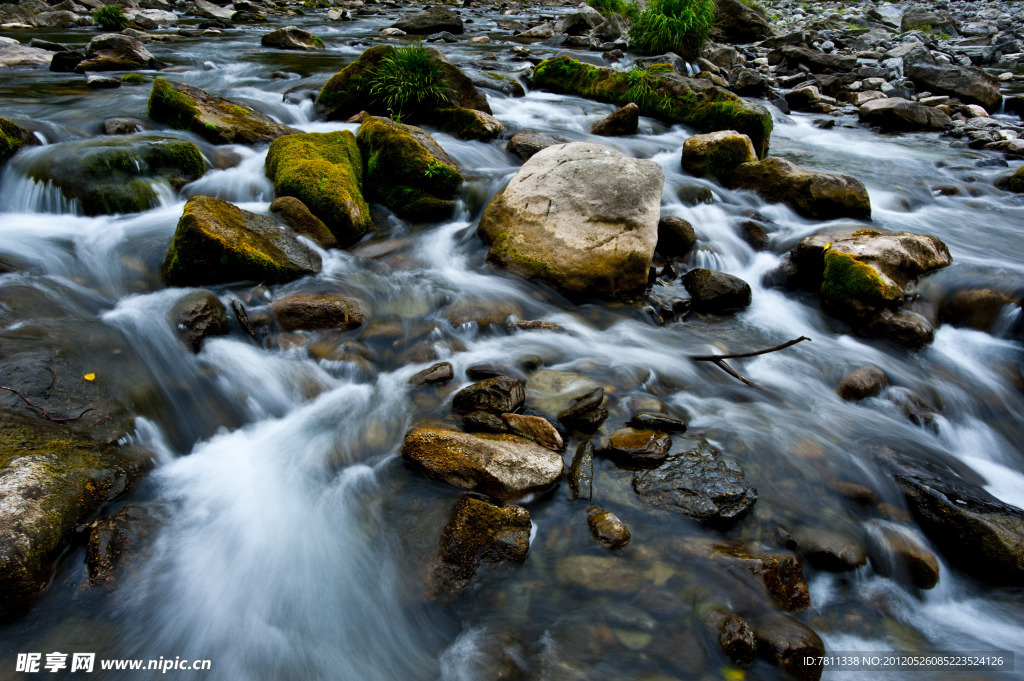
452 375 525 414
837 365 887 401
409 361 454 386
628 412 687 433
600 428 672 467
169 289 229 352
463 411 507 433
753 614 825 681
569 441 594 501
587 506 631 550
789 526 868 572
502 412 563 451
719 614 756 666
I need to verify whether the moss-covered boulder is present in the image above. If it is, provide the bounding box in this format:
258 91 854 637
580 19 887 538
148 78 300 145
531 56 773 158
0 420 149 611
356 115 463 222
19 135 206 216
728 157 871 220
1007 165 1024 193
0 116 37 166
260 26 324 51
74 33 163 73
316 45 490 121
265 131 370 247
162 195 322 286
681 129 757 182
478 142 663 298
428 107 505 141
269 196 337 249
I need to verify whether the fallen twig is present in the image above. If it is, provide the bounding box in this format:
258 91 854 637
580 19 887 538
686 336 811 387
1 385 96 422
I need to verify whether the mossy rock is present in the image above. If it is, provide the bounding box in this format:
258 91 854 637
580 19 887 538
531 56 773 157
1007 166 1024 193
821 250 899 311
681 130 757 182
728 156 871 220
356 115 463 222
265 131 370 246
20 134 205 216
0 116 37 166
427 107 505 141
162 195 322 286
148 78 299 145
0 419 149 611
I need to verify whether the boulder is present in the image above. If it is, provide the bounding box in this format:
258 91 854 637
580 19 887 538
269 294 364 332
75 33 162 72
0 6 37 28
0 37 57 68
656 216 697 257
400 427 563 501
0 116 36 166
434 496 530 595
681 130 757 181
768 45 856 74
452 376 525 414
188 0 233 20
169 290 229 352
858 98 951 131
265 131 369 246
559 6 602 35
19 135 205 216
428 107 505 141
753 614 825 681
49 50 84 72
864 309 934 350
1007 166 1024 193
633 436 757 528
592 12 627 42
36 10 87 28
901 10 957 36
356 115 463 222
478 142 664 298
392 6 463 35
601 428 672 467
904 61 1001 111
148 78 300 145
681 268 752 314
261 26 323 51
506 131 573 161
269 196 338 250
587 506 631 549
532 56 773 158
162 196 322 286
837 365 886 401
591 102 639 136
728 157 871 220
714 0 773 43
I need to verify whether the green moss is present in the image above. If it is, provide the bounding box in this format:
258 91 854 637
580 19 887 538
0 117 31 166
317 44 395 117
821 250 898 309
704 136 756 181
312 36 324 48
265 131 370 245
1007 166 1024 193
120 72 147 85
532 56 773 157
427 107 500 141
149 78 201 131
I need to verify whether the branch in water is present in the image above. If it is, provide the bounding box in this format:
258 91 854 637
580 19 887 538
686 336 812 387
1 385 96 422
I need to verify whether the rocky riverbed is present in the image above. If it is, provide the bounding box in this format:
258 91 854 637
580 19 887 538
1 0 1024 679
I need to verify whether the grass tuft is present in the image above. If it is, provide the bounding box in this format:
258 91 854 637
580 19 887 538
366 44 456 118
628 0 715 59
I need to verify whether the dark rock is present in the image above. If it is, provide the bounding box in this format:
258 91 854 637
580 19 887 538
790 526 868 572
870 526 939 589
466 363 520 381
738 220 769 251
170 290 229 352
768 45 857 74
268 196 339 250
714 0 773 43
453 376 525 414
633 436 757 528
569 441 594 501
858 98 952 131
864 309 935 350
904 61 1001 111
0 116 38 166
261 25 323 51
463 410 508 434
433 496 530 595
939 288 1015 332
729 66 768 97
101 117 147 135
753 614 825 681
75 33 163 73
392 6 463 35
587 506 631 549
86 505 154 587
560 6 602 35
656 216 697 257
628 412 687 432
681 268 752 314
601 428 672 467
49 49 84 72
712 546 810 611
719 615 756 666
269 294 364 332
29 38 70 52
409 361 454 386
557 386 607 431
785 85 821 112
837 365 887 401
591 102 639 136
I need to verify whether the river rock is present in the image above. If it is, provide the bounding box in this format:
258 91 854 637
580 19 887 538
601 428 672 467
409 361 454 386
401 427 563 501
261 26 323 51
729 157 871 220
502 413 563 451
269 196 338 250
593 12 627 42
656 216 697 257
557 387 608 432
569 441 594 500
36 10 87 29
718 615 756 666
170 289 229 352
429 107 505 142
101 117 147 135
269 294 364 332
871 527 939 590
433 496 530 595
463 411 507 433
0 6 38 29
75 33 162 72
188 0 233 21
939 288 1015 332
148 78 300 145
587 506 631 549
525 370 602 416
898 472 1024 583
858 98 952 132
714 0 773 43
591 103 639 137
162 196 322 286
452 376 525 414
392 6 463 35
506 131 573 161
1008 167 1024 194
682 268 752 314
356 115 463 222
681 130 757 182
265 131 369 246
711 545 810 611
753 614 825 681
0 116 37 166
20 134 205 216
0 37 61 68
633 436 756 527
837 365 887 401
478 142 664 299
768 45 857 74
559 5 602 35
49 49 84 72
901 10 958 35
904 61 1001 112
86 504 155 587
864 309 934 350
790 526 868 572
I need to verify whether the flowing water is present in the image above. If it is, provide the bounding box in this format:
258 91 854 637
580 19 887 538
2 9 1024 680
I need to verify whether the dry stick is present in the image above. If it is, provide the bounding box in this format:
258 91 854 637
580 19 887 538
686 336 812 387
0 385 96 423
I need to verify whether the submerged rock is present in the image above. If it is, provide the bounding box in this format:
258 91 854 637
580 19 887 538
86 504 155 587
753 614 825 681
169 289 229 352
587 506 631 549
789 526 868 572
633 436 756 527
265 131 369 247
711 545 810 611
728 157 871 220
569 441 594 501
600 428 672 467
434 496 529 595
478 142 664 299
75 33 162 72
261 26 323 51
837 365 887 401
148 78 299 145
162 195 322 286
401 427 563 501
269 294 364 332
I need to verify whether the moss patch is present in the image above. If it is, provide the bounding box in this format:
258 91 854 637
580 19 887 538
0 117 34 166
821 250 898 310
1007 166 1024 193
316 44 396 118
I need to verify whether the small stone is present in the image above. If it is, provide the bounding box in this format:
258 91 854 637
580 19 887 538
169 290 229 352
269 294 364 332
656 216 697 257
587 506 631 549
682 268 752 314
569 441 594 501
837 365 887 401
502 412 564 451
601 428 672 467
452 375 525 414
409 361 454 386
790 526 868 572
591 102 639 136
628 412 687 432
719 615 756 666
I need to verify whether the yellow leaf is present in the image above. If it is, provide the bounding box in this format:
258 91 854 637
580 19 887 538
83 373 96 381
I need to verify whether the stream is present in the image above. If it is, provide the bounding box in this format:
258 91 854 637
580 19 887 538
2 6 1024 680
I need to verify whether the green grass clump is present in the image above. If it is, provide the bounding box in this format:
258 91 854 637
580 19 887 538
93 4 129 30
587 0 638 19
628 0 715 59
624 63 671 107
367 44 456 118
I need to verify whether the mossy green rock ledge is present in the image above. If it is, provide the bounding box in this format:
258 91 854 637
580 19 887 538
265 131 370 247
728 157 871 221
163 195 322 286
0 117 37 166
20 134 205 216
531 56 773 158
356 115 463 222
148 78 300 145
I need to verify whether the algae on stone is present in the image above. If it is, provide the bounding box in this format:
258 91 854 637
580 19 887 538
0 116 36 166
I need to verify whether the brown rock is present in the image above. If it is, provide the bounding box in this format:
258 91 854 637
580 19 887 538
656 216 697 257
502 412 564 451
791 526 867 572
269 294 365 332
434 496 530 595
601 428 672 467
591 102 639 136
753 614 825 681
269 196 339 250
169 289 229 352
409 361 454 386
719 614 756 666
452 375 525 414
837 365 887 401
587 506 631 549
